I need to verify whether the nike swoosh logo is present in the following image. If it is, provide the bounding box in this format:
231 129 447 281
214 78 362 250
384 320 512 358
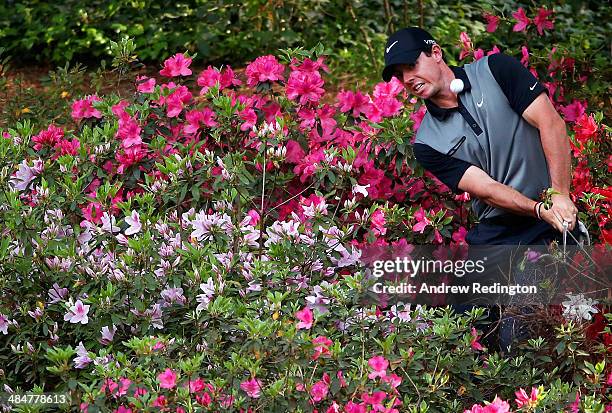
529 82 537 90
386 41 398 54
476 96 484 107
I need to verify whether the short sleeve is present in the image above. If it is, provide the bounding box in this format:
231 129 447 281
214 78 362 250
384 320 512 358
487 53 548 115
413 143 472 194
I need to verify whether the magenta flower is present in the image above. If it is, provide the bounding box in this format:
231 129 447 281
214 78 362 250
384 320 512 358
311 336 333 360
367 356 389 379
136 76 156 93
512 7 531 32
124 210 142 236
370 209 387 236
295 307 313 329
337 90 371 118
64 300 90 324
310 379 329 402
373 78 404 99
286 70 325 105
157 368 177 389
534 7 554 35
559 100 587 122
164 85 192 118
245 55 285 87
197 66 221 93
184 108 218 134
240 378 262 398
159 53 192 77
520 46 530 66
71 95 102 121
32 124 64 151
515 386 539 409
483 12 500 32
412 207 431 233
487 45 500 56
470 327 485 351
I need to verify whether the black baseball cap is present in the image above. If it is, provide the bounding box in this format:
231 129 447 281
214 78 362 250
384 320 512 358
382 27 437 82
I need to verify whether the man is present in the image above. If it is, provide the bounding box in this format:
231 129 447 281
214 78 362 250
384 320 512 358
381 27 580 245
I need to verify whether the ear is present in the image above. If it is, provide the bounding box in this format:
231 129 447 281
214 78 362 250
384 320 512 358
431 44 444 63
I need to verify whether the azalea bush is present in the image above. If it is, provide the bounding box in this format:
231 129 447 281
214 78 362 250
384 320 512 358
1 3 611 412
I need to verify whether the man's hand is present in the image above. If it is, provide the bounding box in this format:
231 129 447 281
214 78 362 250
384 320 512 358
542 193 578 232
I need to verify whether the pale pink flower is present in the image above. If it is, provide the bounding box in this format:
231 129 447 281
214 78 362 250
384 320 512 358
459 32 473 60
0 314 8 334
100 325 116 345
367 356 388 379
74 341 92 369
159 53 192 77
9 159 43 192
295 307 313 329
124 210 142 236
102 212 120 234
240 378 262 398
64 300 90 324
245 55 285 87
512 8 531 32
157 368 177 389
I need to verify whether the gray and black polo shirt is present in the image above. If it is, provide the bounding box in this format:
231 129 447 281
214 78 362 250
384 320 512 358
413 53 557 244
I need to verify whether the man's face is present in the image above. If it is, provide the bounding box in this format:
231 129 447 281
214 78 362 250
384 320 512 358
396 47 444 99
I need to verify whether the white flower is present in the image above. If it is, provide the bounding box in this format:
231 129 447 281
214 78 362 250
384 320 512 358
562 293 599 321
101 212 120 234
196 278 216 312
352 183 370 197
124 210 142 235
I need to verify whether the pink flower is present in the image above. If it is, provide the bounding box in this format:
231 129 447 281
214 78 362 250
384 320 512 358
295 307 314 329
286 70 325 105
534 8 554 35
239 108 257 131
310 380 329 402
197 66 221 93
515 386 539 409
459 32 473 60
373 78 404 99
184 108 218 134
116 116 142 148
372 96 403 118
136 76 156 93
240 378 262 398
560 100 587 122
345 401 367 413
367 356 388 379
32 124 64 151
484 12 499 32
464 396 510 413
165 85 192 118
487 46 500 56
412 207 430 233
381 373 402 388
64 299 90 324
100 325 116 345
520 46 530 66
410 105 427 131
82 201 103 224
312 336 333 360
71 96 102 121
473 49 485 61
290 57 329 74
245 55 285 87
157 368 177 389
470 327 485 351
337 90 370 118
116 145 148 175
370 209 387 236
512 8 531 32
159 53 192 77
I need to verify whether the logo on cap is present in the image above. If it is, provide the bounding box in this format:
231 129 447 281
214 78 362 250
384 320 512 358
386 41 399 54
424 39 436 45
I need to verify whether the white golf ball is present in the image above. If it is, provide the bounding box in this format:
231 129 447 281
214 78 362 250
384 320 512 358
450 78 464 94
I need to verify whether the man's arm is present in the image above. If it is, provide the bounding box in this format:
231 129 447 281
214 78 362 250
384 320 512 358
457 165 568 231
522 93 578 230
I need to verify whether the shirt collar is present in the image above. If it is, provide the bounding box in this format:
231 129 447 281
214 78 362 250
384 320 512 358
424 65 472 121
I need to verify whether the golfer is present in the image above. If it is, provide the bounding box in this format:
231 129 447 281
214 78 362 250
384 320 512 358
382 27 580 245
